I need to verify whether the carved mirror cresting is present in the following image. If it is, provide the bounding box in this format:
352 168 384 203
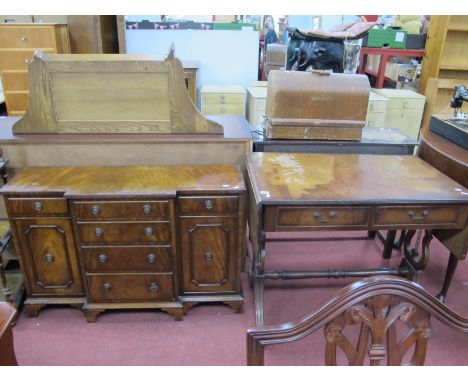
13 48 223 135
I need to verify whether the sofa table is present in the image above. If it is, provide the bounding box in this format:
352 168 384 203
246 152 468 325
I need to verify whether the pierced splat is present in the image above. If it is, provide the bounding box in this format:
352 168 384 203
247 276 468 366
324 295 431 365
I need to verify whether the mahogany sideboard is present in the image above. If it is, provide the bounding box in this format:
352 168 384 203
0 165 246 322
246 152 468 325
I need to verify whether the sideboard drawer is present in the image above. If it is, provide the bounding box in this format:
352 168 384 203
72 200 170 221
269 206 371 229
86 273 175 302
179 196 239 215
81 245 173 272
374 206 461 228
6 197 69 216
0 26 57 49
77 222 171 244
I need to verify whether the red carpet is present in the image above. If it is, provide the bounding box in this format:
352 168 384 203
12 232 468 365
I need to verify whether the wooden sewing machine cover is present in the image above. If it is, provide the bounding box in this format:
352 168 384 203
12 49 223 135
265 70 370 140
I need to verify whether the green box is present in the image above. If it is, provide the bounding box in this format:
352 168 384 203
212 22 256 30
365 28 407 49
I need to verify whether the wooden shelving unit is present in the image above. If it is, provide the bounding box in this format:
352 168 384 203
419 16 468 94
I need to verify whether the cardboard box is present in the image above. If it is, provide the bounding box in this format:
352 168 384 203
384 62 417 82
364 28 407 49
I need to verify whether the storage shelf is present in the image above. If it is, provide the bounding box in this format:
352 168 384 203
439 64 468 71
447 27 468 32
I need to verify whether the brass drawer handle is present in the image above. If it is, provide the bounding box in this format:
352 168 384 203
95 228 104 237
147 253 157 263
44 253 55 263
314 211 337 223
204 251 214 261
91 205 101 215
149 282 159 292
143 204 152 214
25 59 32 64
144 227 154 237
20 36 27 41
102 283 112 292
97 253 108 263
34 201 43 212
408 210 429 221
204 200 214 210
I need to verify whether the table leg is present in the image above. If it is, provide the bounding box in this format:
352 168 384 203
254 247 266 326
382 230 396 259
402 230 432 283
436 253 459 303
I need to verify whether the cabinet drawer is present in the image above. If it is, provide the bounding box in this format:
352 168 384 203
86 273 175 302
0 26 57 49
6 197 69 217
366 112 386 128
374 206 461 228
201 93 245 105
269 206 370 230
385 109 423 139
72 200 170 221
179 196 238 215
77 221 171 244
0 50 35 70
201 104 245 115
5 92 28 113
81 245 173 272
1 71 28 91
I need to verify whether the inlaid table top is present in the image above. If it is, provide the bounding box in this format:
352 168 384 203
0 165 245 197
246 152 468 205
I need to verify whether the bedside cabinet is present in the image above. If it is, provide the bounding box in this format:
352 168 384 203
246 83 267 127
200 85 246 116
366 91 388 128
0 23 71 116
373 89 426 140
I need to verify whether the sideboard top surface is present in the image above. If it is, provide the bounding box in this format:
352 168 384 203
246 152 468 205
0 165 245 197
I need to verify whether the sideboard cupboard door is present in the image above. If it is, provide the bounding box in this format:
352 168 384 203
179 216 238 293
12 218 83 296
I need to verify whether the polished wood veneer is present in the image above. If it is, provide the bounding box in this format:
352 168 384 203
1 165 245 322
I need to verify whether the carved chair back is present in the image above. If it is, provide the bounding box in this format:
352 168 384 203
247 276 468 366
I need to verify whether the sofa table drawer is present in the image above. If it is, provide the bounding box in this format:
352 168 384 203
77 222 171 244
6 197 69 216
81 245 173 272
267 206 371 230
72 200 170 221
179 196 238 215
86 273 175 302
374 206 462 228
